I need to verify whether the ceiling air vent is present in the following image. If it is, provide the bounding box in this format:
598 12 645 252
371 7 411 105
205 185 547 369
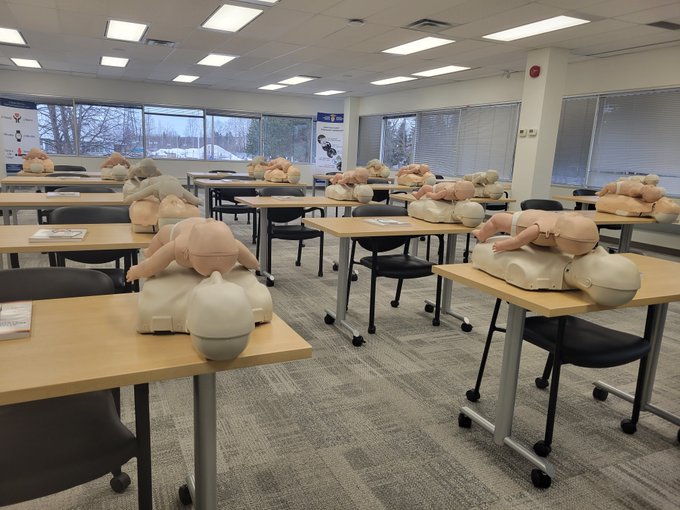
647 21 680 30
145 38 177 48
404 18 453 34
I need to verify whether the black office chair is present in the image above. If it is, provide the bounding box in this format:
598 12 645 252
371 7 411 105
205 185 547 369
54 185 116 194
520 198 564 211
212 187 258 244
347 204 443 336
53 164 87 172
258 187 324 284
0 267 151 508
47 206 137 292
368 177 390 204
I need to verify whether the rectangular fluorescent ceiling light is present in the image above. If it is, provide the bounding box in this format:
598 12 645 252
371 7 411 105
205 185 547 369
202 4 263 32
371 76 417 86
11 58 41 68
0 27 27 46
278 76 315 85
483 15 590 41
259 84 287 90
315 90 345 96
105 19 148 42
413 65 470 77
100 56 129 67
383 36 454 55
173 75 199 83
197 53 237 66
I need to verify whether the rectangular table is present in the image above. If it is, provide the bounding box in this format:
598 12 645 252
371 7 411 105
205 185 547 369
0 293 312 509
1 174 122 192
194 179 306 218
186 172 254 195
235 196 365 286
0 192 127 225
302 216 473 345
433 254 680 483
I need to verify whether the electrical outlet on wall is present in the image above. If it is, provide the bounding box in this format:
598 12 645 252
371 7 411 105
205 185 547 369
518 128 527 137
528 128 537 137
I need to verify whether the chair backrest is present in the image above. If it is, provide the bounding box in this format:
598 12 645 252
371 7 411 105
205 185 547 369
215 186 257 203
0 267 114 301
259 187 306 223
573 188 597 210
209 170 236 174
367 178 389 203
47 206 131 264
487 191 509 211
520 199 563 211
352 204 411 252
53 165 87 172
54 186 115 194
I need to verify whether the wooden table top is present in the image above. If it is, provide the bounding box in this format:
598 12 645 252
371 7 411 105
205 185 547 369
187 172 253 180
0 223 153 253
369 183 418 191
0 192 126 207
194 179 305 188
313 173 395 183
0 293 312 405
303 216 473 237
574 209 657 225
1 175 120 187
434 253 680 318
553 194 599 204
235 196 366 208
389 193 516 204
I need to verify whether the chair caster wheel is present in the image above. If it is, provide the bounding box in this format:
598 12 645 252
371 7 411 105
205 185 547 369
531 469 551 488
535 377 549 389
324 314 335 325
593 387 608 401
332 263 338 271
533 440 551 457
424 303 434 313
432 318 440 326
368 325 376 334
179 484 192 505
295 261 301 266
458 412 472 428
352 336 365 347
461 322 472 332
110 472 131 493
351 273 358 281
390 300 399 308
466 389 480 402
620 419 637 435
266 279 274 287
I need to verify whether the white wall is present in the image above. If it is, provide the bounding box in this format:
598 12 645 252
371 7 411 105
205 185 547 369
0 69 343 184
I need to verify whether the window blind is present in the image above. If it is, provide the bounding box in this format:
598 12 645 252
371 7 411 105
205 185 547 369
357 115 382 165
414 111 459 177
552 96 597 186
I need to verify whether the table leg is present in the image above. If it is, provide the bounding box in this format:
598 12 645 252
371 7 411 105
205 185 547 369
618 224 633 252
427 233 471 329
324 236 363 345
256 208 274 285
459 303 555 478
134 383 152 510
189 373 217 510
203 187 211 218
593 303 680 428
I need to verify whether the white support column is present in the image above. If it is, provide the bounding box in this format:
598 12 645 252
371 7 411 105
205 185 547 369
342 97 360 170
511 48 569 209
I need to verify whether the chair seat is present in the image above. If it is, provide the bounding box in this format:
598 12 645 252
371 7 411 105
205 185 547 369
524 316 649 368
270 225 322 240
212 204 255 214
94 268 128 291
359 254 433 279
0 391 137 506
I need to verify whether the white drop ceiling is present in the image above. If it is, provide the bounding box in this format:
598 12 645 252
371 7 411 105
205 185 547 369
1 0 679 97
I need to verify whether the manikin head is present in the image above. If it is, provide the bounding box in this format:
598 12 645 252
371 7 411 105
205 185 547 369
186 221 239 276
552 214 599 256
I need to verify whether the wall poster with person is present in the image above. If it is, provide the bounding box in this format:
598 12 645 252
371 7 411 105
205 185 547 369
1 98 40 175
315 112 344 173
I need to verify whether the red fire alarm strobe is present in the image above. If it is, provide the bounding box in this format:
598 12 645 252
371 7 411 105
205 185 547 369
529 65 541 78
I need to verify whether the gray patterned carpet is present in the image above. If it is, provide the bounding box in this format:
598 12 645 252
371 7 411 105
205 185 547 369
7 208 680 510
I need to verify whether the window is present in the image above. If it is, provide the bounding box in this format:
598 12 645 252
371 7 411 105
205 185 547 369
262 115 312 163
145 106 204 159
37 102 76 155
382 115 416 169
206 113 260 161
76 103 142 157
356 115 382 165
588 89 680 194
456 104 519 180
414 110 459 176
552 97 597 186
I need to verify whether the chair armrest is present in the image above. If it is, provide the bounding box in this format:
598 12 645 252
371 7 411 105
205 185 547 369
304 207 325 217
